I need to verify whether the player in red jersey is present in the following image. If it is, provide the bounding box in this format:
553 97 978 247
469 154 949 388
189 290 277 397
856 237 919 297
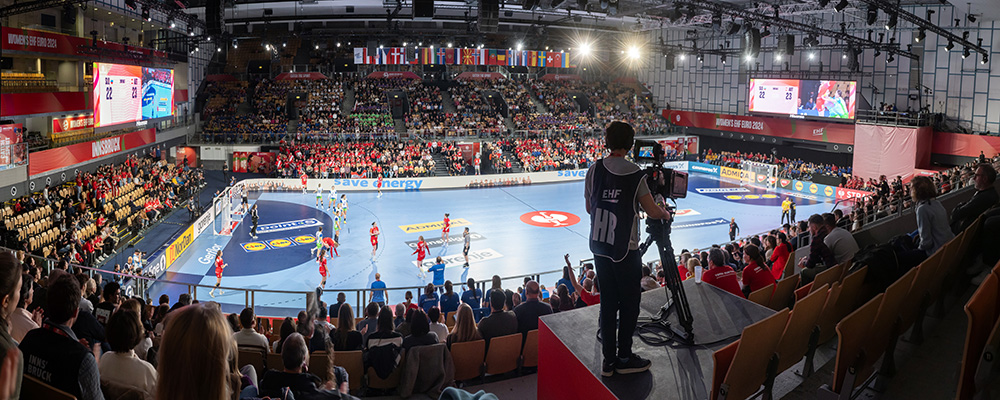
209 250 227 297
441 213 451 244
322 236 339 257
300 171 308 194
317 252 329 288
377 174 383 198
412 235 430 278
370 222 380 259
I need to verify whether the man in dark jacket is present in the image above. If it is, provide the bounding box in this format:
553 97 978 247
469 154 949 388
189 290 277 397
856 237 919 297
477 290 517 351
259 333 358 400
797 214 837 286
952 164 998 234
513 281 552 340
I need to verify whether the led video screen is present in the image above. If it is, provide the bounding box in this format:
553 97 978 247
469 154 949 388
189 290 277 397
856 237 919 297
93 62 173 127
748 79 857 120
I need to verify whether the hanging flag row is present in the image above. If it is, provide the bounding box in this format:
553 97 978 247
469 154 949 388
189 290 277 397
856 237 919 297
353 47 574 68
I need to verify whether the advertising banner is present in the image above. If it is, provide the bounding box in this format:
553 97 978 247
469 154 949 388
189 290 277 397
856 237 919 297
719 166 754 182
835 187 873 201
0 124 23 144
688 162 721 176
2 27 167 59
52 115 95 133
232 152 275 173
165 224 194 267
662 109 856 145
28 129 156 176
0 92 89 117
930 131 1000 158
456 72 505 80
275 72 328 80
365 71 420 80
193 206 215 236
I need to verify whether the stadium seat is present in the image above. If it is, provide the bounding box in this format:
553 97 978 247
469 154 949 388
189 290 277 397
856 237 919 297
309 351 332 383
710 308 790 400
520 329 539 372
748 283 775 307
238 346 268 374
446 311 456 328
366 352 405 393
774 283 830 381
819 293 884 399
450 339 485 382
267 352 282 371
484 333 522 376
334 350 364 394
957 273 999 400
101 379 145 400
821 266 869 343
857 267 917 387
794 283 812 302
811 263 845 293
22 374 76 400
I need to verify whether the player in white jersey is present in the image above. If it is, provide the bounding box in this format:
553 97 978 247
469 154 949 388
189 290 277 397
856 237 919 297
316 183 323 207
340 195 349 222
328 185 337 210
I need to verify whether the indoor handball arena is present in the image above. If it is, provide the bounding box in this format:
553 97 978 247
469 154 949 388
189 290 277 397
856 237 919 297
1 0 999 398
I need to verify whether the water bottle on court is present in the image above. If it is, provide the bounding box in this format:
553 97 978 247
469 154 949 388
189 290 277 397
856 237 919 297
694 265 703 284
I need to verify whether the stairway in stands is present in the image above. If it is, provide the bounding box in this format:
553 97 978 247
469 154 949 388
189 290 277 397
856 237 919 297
288 119 298 138
441 88 458 114
526 85 550 114
431 152 452 176
342 86 356 116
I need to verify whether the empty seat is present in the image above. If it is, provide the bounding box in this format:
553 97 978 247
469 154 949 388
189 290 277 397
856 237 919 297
237 346 268 374
957 273 999 400
333 350 364 394
812 262 846 293
748 283 774 307
710 308 791 400
823 293 884 397
775 284 830 379
484 333 521 376
22 374 76 400
451 339 485 382
521 329 539 371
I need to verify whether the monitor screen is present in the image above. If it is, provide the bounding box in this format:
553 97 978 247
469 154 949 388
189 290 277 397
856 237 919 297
93 62 173 127
748 78 857 120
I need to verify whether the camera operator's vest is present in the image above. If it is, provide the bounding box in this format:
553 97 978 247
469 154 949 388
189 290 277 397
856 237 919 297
589 158 645 262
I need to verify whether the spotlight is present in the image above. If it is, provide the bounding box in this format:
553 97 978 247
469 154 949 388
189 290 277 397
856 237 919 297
447 42 453 48
627 45 640 60
167 18 175 29
579 42 591 56
866 5 877 26
761 26 771 37
819 0 831 7
141 8 150 22
874 49 881 57
914 29 925 43
962 47 970 59
697 54 704 62
516 42 523 51
188 26 194 36
216 47 221 53
315 45 319 50
982 53 989 64
711 12 722 30
842 53 847 59
834 0 849 12
232 39 238 48
775 53 782 61
679 54 686 60
945 40 954 51
968 14 977 23
124 0 136 10
744 54 753 62
885 13 897 30
720 54 727 64
336 42 341 47
726 21 741 35
886 53 894 63
809 52 816 60
206 36 212 42
963 31 970 40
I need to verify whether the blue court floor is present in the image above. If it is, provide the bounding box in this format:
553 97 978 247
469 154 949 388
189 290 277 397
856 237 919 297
148 173 836 317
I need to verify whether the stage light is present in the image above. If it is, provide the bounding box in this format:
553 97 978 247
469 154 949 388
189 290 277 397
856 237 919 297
962 47 970 59
516 42 523 51
678 53 686 61
217 47 221 52
968 14 977 23
885 13 897 30
842 53 847 59
141 8 150 22
697 54 704 63
809 52 816 60
188 26 194 36
403 42 407 46
726 22 741 35
945 40 954 51
761 26 771 37
125 0 137 10
915 29 925 43
834 0 848 12
627 45 640 60
775 53 782 61
745 54 753 62
447 42 453 48
315 45 319 50
874 49 881 57
167 18 175 29
963 31 970 40
232 39 237 48
206 36 212 42
982 53 989 64
886 53 894 63
819 0 831 7
579 42 591 56
711 12 722 30
866 5 877 26
720 54 727 64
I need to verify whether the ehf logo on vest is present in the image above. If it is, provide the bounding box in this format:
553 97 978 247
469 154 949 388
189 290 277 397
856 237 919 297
520 211 581 228
92 137 121 157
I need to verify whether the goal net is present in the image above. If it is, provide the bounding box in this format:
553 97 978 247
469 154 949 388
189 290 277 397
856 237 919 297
740 160 778 190
214 185 242 235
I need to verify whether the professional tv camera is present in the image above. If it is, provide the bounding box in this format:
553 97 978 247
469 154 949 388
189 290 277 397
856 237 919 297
633 139 695 344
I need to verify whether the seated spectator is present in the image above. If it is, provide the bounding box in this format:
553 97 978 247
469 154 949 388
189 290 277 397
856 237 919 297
477 290 518 349
234 307 270 349
10 273 41 342
740 245 776 297
393 304 405 328
328 293 347 321
418 283 439 315
402 291 418 311
274 317 296 353
259 333 358 399
798 214 837 285
513 281 552 338
365 307 403 350
446 304 482 348
402 309 438 350
20 274 104 400
0 252 22 399
951 163 998 233
427 307 449 343
823 213 860 264
155 303 245 400
330 304 363 351
702 249 745 298
357 303 379 344
439 281 460 317
460 278 483 319
99 309 157 397
364 307 403 382
766 234 792 280
640 265 659 291
555 284 574 312
395 308 414 338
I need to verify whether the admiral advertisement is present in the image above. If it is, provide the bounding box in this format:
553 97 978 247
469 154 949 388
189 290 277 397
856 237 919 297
719 166 755 182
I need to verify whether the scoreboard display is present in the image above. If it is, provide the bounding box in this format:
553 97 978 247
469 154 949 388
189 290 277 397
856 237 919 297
93 63 174 127
748 78 857 120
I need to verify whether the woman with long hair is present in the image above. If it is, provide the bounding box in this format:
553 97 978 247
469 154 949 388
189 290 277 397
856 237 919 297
331 303 363 351
556 284 574 312
767 233 792 280
273 317 295 353
446 303 482 348
156 304 241 400
741 244 777 297
0 251 22 400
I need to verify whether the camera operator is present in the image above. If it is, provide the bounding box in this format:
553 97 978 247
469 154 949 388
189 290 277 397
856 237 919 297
586 121 670 377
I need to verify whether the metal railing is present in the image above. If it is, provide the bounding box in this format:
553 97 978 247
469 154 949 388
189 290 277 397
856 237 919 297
856 109 933 127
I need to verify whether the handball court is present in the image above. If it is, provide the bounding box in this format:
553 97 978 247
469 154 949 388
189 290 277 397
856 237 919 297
149 173 835 317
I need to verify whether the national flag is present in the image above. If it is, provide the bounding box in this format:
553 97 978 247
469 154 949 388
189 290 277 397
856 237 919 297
528 51 538 67
445 48 456 65
549 52 563 68
353 48 366 64
461 48 474 65
435 47 447 64
522 50 531 66
409 48 420 64
477 48 488 65
537 51 547 67
562 52 570 68
487 49 497 65
389 47 406 64
497 49 508 66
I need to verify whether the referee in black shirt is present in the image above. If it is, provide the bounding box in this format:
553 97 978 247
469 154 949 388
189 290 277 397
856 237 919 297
250 204 259 239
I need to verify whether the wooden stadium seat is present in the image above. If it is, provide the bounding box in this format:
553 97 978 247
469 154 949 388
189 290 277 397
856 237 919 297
857 267 917 385
22 374 76 400
451 339 485 382
267 352 282 371
794 283 812 302
957 273 999 400
334 350 364 394
783 252 796 279
366 352 404 392
812 263 845 293
446 311 456 328
775 284 830 380
821 266 869 344
748 283 774 307
485 333 522 376
970 317 1000 400
238 346 268 374
309 351 331 383
822 293 884 398
815 282 845 345
710 308 790 400
520 329 539 371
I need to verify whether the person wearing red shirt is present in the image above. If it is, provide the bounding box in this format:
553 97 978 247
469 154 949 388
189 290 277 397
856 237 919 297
741 244 777 297
210 250 227 298
322 236 338 258
317 252 329 288
767 234 792 280
300 171 308 194
702 249 745 298
376 174 383 198
412 236 429 279
441 213 451 244
369 222 380 259
566 255 601 306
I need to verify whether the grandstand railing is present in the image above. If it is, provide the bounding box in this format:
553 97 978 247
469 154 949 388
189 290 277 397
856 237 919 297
856 109 932 127
16 244 577 319
0 143 28 171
